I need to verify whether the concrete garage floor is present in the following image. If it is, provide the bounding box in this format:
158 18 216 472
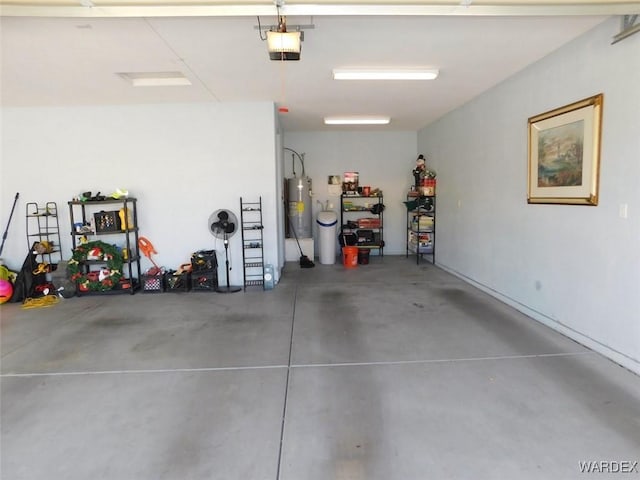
1 256 639 480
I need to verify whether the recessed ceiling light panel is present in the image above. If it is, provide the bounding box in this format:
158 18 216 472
118 71 192 87
324 116 391 125
333 68 439 80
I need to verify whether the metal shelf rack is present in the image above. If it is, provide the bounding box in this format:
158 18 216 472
240 197 265 290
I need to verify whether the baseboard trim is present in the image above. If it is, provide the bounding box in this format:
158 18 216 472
437 263 640 377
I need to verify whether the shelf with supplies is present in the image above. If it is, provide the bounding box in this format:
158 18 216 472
23 201 65 298
26 201 64 267
405 192 435 264
67 197 141 295
240 196 266 290
340 193 384 255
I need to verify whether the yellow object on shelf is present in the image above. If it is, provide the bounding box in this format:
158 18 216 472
118 208 134 231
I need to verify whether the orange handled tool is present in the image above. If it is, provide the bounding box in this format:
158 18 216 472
138 236 160 273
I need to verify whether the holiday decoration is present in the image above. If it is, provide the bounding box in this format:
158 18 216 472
412 154 437 193
68 241 123 291
87 247 103 260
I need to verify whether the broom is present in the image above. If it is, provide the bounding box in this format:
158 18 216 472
0 192 19 260
288 215 314 268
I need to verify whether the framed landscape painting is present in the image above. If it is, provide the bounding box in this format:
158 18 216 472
527 94 603 205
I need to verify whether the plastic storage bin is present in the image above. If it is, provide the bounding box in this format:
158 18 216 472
191 250 217 271
165 270 190 292
93 211 121 233
141 272 164 293
191 269 218 291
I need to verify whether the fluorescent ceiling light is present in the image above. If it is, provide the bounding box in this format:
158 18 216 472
324 116 391 125
333 68 439 80
118 72 191 87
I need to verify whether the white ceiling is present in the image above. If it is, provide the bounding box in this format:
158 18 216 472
0 2 627 131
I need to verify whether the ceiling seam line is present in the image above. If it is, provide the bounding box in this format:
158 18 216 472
143 17 222 102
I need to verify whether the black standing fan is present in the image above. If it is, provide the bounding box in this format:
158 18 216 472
209 209 242 293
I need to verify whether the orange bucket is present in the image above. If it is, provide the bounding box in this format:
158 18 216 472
342 246 358 268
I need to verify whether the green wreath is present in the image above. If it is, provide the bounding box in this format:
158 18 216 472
68 240 123 291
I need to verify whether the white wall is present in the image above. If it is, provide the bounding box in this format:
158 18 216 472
0 102 282 286
284 131 418 256
418 18 640 374
275 128 286 276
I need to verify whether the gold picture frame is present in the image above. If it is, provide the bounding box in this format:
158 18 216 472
527 93 603 205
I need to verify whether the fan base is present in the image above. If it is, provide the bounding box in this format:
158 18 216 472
215 285 242 294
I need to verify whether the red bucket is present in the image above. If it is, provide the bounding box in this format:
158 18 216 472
357 248 370 265
342 246 358 268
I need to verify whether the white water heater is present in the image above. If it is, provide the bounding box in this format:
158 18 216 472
287 176 312 238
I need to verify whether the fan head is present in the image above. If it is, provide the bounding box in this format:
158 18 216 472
208 209 238 239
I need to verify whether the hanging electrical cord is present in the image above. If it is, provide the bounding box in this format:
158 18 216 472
284 147 305 177
256 16 267 41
